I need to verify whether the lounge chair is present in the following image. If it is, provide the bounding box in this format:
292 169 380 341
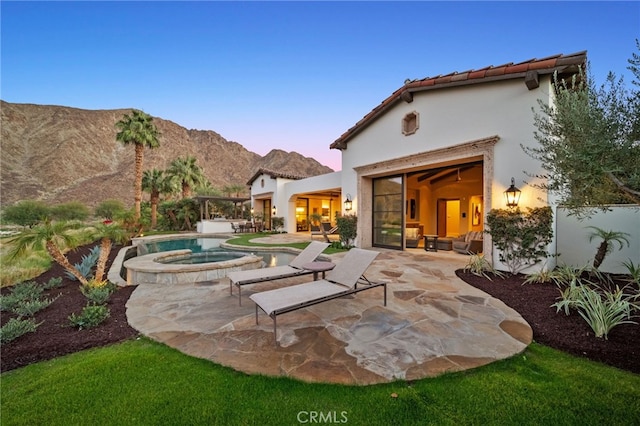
227 241 330 305
249 248 387 344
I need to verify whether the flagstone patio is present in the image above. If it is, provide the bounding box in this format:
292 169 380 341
125 234 532 385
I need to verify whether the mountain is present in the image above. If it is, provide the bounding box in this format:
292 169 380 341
0 101 334 207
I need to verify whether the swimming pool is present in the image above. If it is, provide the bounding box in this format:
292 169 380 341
122 234 299 285
137 236 297 266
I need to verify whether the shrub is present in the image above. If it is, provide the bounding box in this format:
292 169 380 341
68 304 110 330
485 207 554 274
80 282 116 305
336 214 357 248
50 201 90 221
12 295 59 317
463 254 504 281
0 281 44 312
42 277 63 290
0 318 41 344
95 199 126 220
552 276 638 338
271 216 285 232
622 259 640 286
2 200 50 228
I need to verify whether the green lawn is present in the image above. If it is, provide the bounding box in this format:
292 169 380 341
2 338 639 425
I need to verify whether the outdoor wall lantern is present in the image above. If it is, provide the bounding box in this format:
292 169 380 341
344 194 353 211
250 207 254 216
272 206 277 216
504 177 521 208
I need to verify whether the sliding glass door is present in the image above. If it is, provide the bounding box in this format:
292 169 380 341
372 175 403 249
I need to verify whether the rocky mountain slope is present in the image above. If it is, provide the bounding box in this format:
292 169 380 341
0 101 333 207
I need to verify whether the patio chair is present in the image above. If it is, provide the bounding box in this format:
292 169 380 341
322 222 339 234
250 248 387 344
228 241 330 305
452 231 483 254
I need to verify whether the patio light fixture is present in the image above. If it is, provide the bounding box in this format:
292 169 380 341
272 205 277 216
344 194 353 211
504 177 521 208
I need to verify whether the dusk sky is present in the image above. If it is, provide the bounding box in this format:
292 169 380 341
2 1 638 171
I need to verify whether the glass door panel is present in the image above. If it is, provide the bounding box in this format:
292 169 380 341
372 176 404 249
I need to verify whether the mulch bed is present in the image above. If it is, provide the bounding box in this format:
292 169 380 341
1 243 138 372
2 243 638 375
456 270 639 374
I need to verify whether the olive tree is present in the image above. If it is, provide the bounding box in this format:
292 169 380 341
524 41 640 217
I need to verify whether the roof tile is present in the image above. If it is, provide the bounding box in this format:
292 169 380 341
330 51 587 150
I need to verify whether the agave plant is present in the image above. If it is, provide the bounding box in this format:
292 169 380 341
65 245 100 281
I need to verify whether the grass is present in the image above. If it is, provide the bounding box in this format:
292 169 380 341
3 232 638 424
2 338 639 425
0 239 52 287
226 232 345 254
0 229 96 288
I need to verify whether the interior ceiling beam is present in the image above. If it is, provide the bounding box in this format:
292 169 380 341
412 161 483 183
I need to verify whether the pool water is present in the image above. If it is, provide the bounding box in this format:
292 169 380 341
143 238 224 254
142 237 297 266
158 251 246 265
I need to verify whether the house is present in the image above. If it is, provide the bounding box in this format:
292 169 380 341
201 52 625 272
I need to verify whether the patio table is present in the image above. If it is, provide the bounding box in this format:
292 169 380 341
302 261 335 280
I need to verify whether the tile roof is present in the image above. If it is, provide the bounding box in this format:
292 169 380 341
246 168 308 186
330 51 587 150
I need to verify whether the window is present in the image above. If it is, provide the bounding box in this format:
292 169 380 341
402 111 419 135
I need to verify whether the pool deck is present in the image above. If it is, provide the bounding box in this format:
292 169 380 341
125 234 532 385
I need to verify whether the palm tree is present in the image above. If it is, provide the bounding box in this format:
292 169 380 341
310 212 330 243
223 184 248 218
586 226 631 269
167 156 208 198
142 168 176 229
6 220 89 285
90 221 130 284
115 109 161 221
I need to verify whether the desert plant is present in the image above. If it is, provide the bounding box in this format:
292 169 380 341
463 254 504 281
0 281 44 312
6 220 90 285
574 285 636 339
0 317 41 344
65 245 100 281
485 207 554 274
0 280 59 317
80 282 116 305
88 221 130 282
586 226 630 269
68 304 110 330
523 268 555 285
42 277 63 289
622 259 640 285
11 295 59 317
548 264 590 288
116 109 161 221
309 213 330 243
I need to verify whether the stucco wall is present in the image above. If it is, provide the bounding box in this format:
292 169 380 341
340 76 556 264
556 205 640 274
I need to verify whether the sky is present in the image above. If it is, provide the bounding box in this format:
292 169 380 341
2 1 638 172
